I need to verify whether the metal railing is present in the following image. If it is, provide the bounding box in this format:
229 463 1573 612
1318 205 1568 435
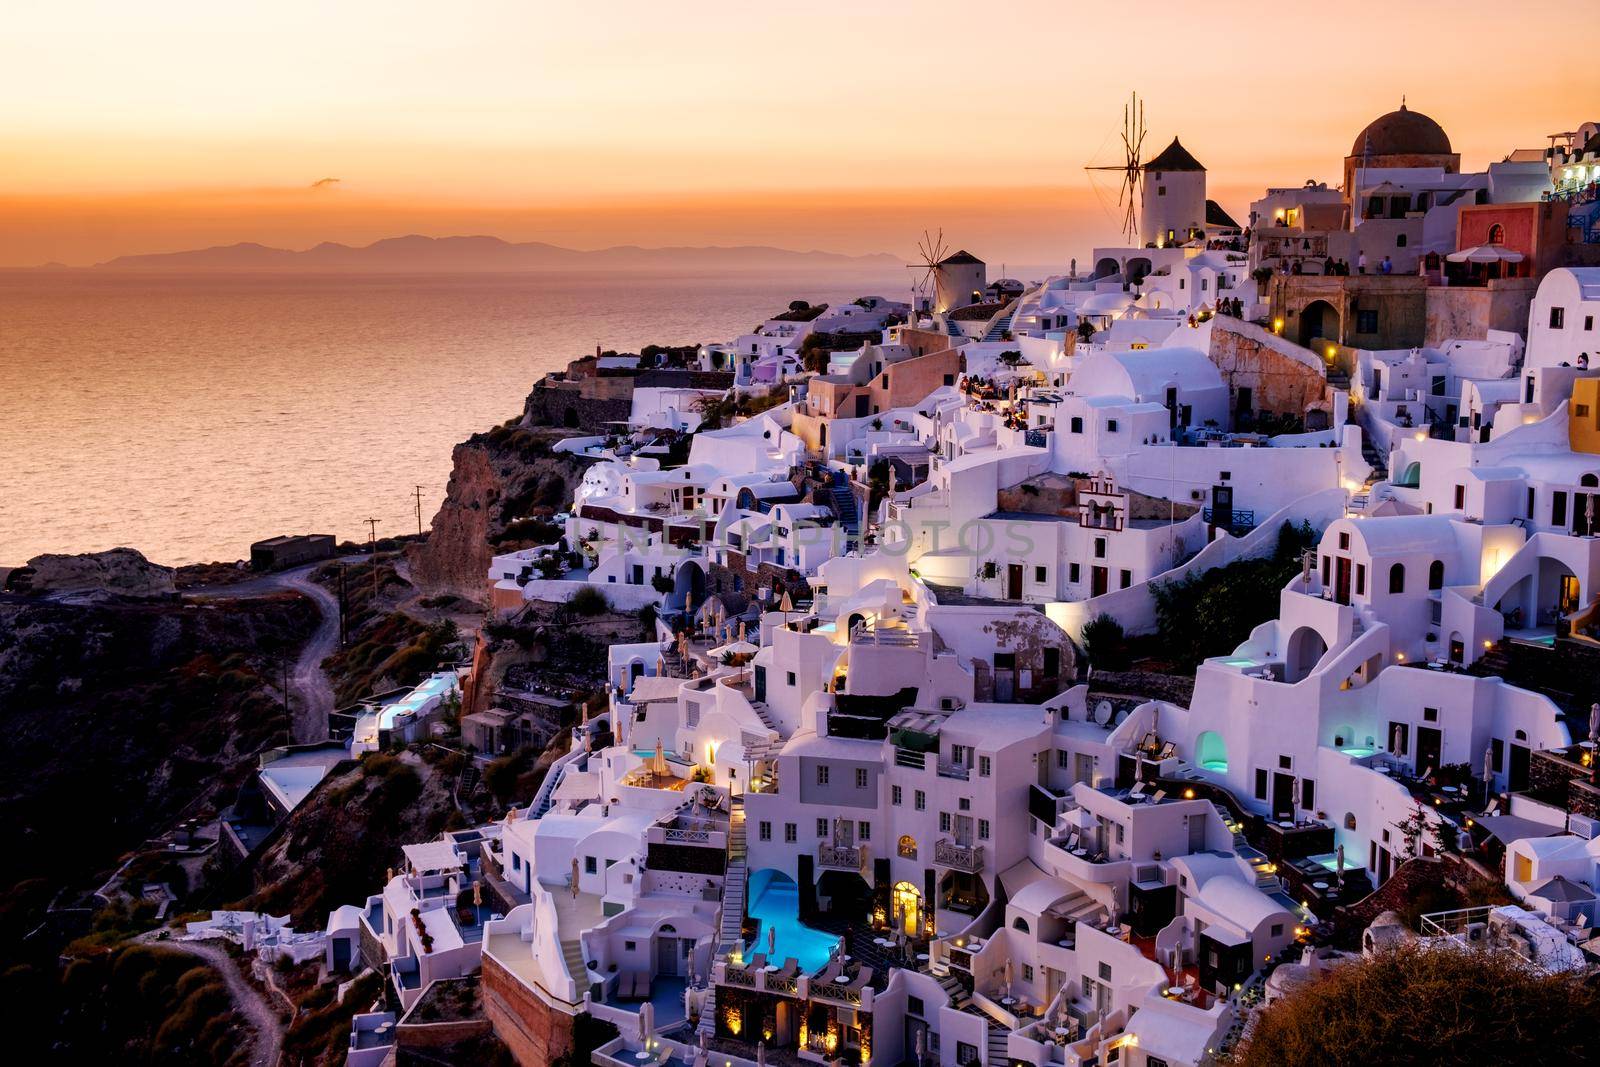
818 843 864 870
934 838 984 872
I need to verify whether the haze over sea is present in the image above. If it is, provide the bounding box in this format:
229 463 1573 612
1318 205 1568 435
0 269 910 566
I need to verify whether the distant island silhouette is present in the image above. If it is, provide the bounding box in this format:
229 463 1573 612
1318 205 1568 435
64 235 904 273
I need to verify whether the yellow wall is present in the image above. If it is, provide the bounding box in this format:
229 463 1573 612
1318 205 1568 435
1571 378 1600 456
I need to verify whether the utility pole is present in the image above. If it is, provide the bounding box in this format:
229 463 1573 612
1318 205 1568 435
414 485 426 538
365 517 381 603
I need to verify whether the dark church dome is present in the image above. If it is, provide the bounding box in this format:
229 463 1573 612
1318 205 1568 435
1350 104 1452 158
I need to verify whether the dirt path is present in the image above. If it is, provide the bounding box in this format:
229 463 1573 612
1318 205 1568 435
138 934 284 1067
187 557 356 743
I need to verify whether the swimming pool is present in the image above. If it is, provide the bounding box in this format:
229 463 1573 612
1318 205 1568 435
1201 759 1229 772
744 869 839 973
1341 747 1376 758
1221 658 1258 669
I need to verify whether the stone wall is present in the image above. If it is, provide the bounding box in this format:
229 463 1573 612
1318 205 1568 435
708 554 812 606
482 953 577 1067
397 1016 492 1049
523 377 633 429
1207 318 1333 418
1424 279 1539 347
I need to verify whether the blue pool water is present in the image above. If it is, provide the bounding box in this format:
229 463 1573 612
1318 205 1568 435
744 869 839 973
1201 759 1228 772
1341 747 1376 758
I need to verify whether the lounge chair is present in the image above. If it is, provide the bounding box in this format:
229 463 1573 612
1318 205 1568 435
1127 783 1146 800
852 966 874 988
1148 789 1166 804
777 958 800 977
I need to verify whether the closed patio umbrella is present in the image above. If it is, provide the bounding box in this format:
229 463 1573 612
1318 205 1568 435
1336 844 1345 888
757 1041 767 1067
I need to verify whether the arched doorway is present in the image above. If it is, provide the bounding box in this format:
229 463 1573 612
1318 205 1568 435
1285 626 1329 682
1094 257 1121 279
891 880 924 938
1125 257 1153 286
671 560 706 613
1196 730 1228 773
1298 299 1340 348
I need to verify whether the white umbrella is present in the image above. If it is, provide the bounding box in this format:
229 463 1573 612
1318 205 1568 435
1004 959 1014 998
914 1029 925 1065
570 857 581 898
1446 244 1525 264
768 924 776 955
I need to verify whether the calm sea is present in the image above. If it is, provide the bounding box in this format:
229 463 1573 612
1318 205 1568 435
0 270 905 565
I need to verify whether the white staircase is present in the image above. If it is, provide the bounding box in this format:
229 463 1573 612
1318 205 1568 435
986 1023 1010 1064
718 802 748 955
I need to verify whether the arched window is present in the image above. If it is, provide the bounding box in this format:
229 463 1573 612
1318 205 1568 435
1583 474 1599 488
1396 233 1408 247
1486 224 1505 245
1389 563 1406 594
1428 560 1445 590
1344 813 1357 831
1013 917 1031 933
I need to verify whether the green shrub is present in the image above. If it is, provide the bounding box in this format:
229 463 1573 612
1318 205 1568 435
570 586 609 616
1082 613 1130 671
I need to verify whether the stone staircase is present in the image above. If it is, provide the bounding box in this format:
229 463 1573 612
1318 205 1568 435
560 936 588 990
697 985 717 1037
982 301 1018 343
986 1023 1010 1064
718 802 749 956
828 472 860 548
936 970 971 1010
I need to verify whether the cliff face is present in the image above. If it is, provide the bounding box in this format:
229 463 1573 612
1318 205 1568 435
0 587 316 904
407 424 590 604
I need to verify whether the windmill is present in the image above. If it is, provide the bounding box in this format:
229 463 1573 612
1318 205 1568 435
1085 92 1149 242
906 228 949 315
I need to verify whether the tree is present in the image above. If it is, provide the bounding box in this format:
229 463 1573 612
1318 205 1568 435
1081 613 1129 671
788 300 810 313
1076 320 1097 341
1236 944 1600 1067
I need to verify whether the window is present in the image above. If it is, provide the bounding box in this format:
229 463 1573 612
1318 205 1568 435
1586 315 1594 332
1070 563 1081 583
959 798 971 811
979 756 992 777
816 765 830 786
512 853 521 871
1550 306 1565 329
1271 923 1284 937
1389 563 1405 594
1453 484 1466 510
855 768 869 789
817 818 828 837
1396 233 1408 247
908 995 925 1017
1254 768 1269 800
1424 707 1438 722
892 785 903 806
1120 569 1132 588
978 819 991 840
1429 560 1444 589
585 856 598 874
1355 563 1366 596
1034 566 1047 583
1070 416 1083 434
1339 531 1350 550
1357 309 1378 334
785 823 797 843
758 821 772 841
915 789 927 811
1486 224 1504 245
858 821 871 841
1094 537 1107 559
1022 964 1035 982
1279 755 1293 769
940 812 951 832
1106 419 1119 433
1099 962 1112 981
1554 491 1568 526
787 671 796 686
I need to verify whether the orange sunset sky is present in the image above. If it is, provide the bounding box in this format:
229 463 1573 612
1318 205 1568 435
2 0 1594 268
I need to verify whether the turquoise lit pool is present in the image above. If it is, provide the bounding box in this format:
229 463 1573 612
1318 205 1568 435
1308 852 1357 874
813 622 838 635
1201 759 1228 772
1222 658 1258 669
1341 747 1375 758
744 869 839 973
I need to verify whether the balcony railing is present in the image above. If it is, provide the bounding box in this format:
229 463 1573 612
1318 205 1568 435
936 762 971 781
934 838 984 872
818 843 865 871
